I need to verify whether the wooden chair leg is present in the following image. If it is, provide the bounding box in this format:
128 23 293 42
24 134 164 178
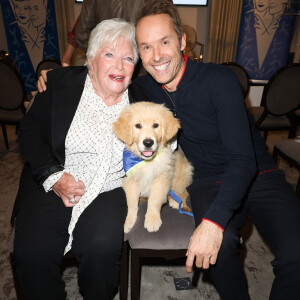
131 249 141 300
288 125 296 139
1 124 9 149
288 114 297 139
119 241 129 300
272 147 279 162
15 124 20 135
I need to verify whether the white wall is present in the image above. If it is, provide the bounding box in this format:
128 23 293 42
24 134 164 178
74 3 81 19
178 4 210 60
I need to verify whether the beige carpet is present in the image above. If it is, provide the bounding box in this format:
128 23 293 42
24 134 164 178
0 125 299 300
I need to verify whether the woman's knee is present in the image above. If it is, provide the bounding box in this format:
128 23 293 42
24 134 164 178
73 229 123 261
13 237 64 269
13 223 67 269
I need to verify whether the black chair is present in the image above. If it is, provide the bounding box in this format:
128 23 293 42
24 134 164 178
248 64 300 140
272 138 300 196
36 58 61 79
221 62 250 99
0 53 26 149
122 199 196 300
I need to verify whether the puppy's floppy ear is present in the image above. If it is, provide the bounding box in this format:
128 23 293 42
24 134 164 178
162 107 181 146
113 105 133 145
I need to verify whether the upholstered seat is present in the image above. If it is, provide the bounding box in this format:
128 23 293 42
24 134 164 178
0 109 24 123
249 106 292 128
125 201 194 250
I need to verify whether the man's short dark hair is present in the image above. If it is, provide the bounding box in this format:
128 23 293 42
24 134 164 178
136 0 183 45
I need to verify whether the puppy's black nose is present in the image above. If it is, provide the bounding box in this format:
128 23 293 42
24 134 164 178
143 139 154 148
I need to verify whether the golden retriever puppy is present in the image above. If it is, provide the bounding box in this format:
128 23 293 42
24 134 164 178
113 102 193 233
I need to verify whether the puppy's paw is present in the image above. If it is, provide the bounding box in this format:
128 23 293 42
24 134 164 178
124 214 137 233
168 195 192 212
144 212 162 232
168 196 179 210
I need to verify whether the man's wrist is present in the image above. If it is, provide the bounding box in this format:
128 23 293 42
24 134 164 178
202 218 224 232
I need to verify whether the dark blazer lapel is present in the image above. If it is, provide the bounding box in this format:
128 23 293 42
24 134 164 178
52 67 88 163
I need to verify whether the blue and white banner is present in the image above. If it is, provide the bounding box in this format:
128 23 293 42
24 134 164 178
1 0 60 93
236 0 296 80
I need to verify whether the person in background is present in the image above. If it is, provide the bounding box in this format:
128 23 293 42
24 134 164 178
11 18 146 300
75 0 149 53
61 17 79 66
61 0 150 68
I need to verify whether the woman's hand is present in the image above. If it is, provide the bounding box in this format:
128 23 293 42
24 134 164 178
52 172 85 207
37 69 50 93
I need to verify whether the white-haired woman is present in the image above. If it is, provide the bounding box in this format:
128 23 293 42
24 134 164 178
11 19 146 299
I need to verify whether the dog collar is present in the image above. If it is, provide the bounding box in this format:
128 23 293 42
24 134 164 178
123 147 162 176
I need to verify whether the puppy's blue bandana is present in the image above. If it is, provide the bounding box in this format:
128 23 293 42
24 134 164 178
123 147 193 217
123 147 156 177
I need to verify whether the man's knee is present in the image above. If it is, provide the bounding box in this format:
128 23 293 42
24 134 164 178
218 228 242 259
272 242 300 271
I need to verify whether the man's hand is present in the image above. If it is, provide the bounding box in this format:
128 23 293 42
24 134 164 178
52 172 85 207
186 219 223 272
37 69 49 93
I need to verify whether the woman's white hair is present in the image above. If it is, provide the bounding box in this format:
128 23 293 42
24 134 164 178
86 18 138 65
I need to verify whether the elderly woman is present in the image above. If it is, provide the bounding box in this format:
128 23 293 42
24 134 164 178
11 19 145 299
